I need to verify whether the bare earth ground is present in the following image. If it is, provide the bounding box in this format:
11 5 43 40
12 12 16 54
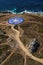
0 12 43 65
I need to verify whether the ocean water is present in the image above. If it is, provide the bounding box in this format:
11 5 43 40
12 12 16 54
0 0 43 14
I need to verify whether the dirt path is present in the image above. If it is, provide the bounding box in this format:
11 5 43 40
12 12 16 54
0 23 43 65
11 26 43 64
1 48 17 65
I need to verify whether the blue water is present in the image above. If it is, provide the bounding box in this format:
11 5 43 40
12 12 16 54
0 0 43 13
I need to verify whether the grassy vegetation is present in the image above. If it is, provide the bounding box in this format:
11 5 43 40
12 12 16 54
2 45 10 50
4 53 24 65
14 25 18 30
0 35 8 43
27 58 43 65
0 29 6 35
0 49 2 56
39 25 43 33
39 29 43 33
0 45 7 56
28 14 43 22
39 28 43 33
0 35 8 39
39 50 43 58
20 35 29 46
0 45 11 56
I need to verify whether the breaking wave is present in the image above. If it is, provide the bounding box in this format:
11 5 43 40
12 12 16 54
7 9 43 14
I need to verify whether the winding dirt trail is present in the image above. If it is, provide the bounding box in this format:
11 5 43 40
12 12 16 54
0 23 43 65
11 26 43 64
